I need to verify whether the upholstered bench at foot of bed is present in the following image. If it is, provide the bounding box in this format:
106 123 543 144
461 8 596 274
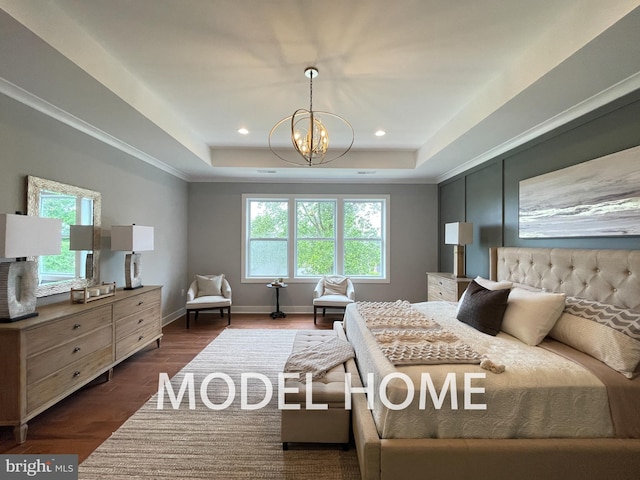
281 324 351 450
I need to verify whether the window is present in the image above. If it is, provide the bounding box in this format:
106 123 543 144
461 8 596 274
246 199 288 277
243 195 389 282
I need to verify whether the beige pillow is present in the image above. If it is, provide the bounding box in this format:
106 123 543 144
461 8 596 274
323 276 349 296
196 274 224 297
501 287 565 346
550 297 640 378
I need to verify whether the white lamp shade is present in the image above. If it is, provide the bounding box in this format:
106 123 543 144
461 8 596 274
111 225 154 252
69 225 94 251
0 214 62 258
445 222 473 245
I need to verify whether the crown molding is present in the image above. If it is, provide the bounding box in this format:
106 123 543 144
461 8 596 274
0 77 190 181
436 71 640 184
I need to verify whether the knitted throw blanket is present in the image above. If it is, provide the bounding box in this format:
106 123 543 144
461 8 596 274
284 336 355 381
356 300 484 367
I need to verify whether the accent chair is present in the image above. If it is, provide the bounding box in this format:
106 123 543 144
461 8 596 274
185 274 231 328
312 275 355 324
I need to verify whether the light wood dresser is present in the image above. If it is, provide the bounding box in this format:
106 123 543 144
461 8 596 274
426 272 471 302
0 285 162 444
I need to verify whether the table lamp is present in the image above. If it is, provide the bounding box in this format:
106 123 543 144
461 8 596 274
445 222 473 278
69 225 95 279
111 224 154 289
0 213 62 322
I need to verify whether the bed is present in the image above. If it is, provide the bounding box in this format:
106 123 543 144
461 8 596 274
343 247 640 480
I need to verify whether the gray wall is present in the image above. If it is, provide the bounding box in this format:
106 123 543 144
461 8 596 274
438 90 640 277
0 94 189 323
188 182 439 312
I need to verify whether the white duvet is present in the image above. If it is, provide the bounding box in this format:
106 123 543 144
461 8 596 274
344 301 613 439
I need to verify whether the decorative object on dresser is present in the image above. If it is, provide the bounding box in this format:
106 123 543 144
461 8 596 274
111 224 154 290
0 213 62 322
444 221 473 277
70 281 116 303
426 271 471 302
0 285 162 444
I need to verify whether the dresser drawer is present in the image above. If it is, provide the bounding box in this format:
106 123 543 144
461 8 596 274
26 305 112 355
27 325 113 385
116 322 160 360
113 290 161 321
27 346 113 413
428 275 457 301
116 306 161 341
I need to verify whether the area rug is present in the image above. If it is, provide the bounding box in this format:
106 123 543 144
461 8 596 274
79 329 361 479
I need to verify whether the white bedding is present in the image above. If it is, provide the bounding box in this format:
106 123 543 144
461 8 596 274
344 301 614 439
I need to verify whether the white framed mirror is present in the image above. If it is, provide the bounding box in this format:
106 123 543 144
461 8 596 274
26 176 101 297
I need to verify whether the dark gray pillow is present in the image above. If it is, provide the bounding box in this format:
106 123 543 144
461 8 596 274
456 280 510 336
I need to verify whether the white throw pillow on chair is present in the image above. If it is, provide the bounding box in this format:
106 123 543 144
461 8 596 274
196 274 224 297
323 276 349 296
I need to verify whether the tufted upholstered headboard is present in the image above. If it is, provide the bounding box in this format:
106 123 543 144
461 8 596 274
489 247 640 311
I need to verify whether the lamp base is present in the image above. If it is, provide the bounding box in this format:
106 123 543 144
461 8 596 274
452 245 466 278
0 262 38 321
123 253 143 290
0 311 39 323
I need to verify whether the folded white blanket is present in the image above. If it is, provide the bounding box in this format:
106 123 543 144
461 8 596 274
284 337 355 381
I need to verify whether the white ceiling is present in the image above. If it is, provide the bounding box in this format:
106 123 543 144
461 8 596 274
1 1 640 183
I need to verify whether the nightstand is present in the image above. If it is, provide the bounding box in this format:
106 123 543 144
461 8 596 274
426 272 471 302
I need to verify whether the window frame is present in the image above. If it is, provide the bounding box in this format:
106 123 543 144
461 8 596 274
242 194 390 284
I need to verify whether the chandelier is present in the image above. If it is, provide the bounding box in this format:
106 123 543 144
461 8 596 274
269 67 354 166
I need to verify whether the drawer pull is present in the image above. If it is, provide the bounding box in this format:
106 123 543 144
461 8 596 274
73 323 81 330
73 346 81 353
73 371 81 378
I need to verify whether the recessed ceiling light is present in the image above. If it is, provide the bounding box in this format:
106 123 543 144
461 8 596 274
238 128 249 135
374 130 386 137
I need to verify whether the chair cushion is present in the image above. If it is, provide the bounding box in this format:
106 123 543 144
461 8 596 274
196 274 224 297
186 295 231 309
323 276 349 296
313 295 355 307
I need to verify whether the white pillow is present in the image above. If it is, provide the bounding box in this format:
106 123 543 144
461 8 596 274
196 274 224 297
501 287 565 346
323 276 349 296
456 276 512 314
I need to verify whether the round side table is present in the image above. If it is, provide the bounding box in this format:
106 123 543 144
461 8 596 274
267 283 287 318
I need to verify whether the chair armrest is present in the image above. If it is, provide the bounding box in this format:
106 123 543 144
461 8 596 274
313 279 324 299
187 280 197 301
346 279 355 300
222 278 232 300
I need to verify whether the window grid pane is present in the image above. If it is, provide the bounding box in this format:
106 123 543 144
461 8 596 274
296 200 336 276
343 200 384 278
247 200 288 277
296 240 335 276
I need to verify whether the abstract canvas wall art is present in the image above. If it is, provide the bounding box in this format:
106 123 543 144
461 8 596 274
519 145 640 238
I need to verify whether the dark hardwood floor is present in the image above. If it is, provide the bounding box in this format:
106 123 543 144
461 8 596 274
0 313 336 462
